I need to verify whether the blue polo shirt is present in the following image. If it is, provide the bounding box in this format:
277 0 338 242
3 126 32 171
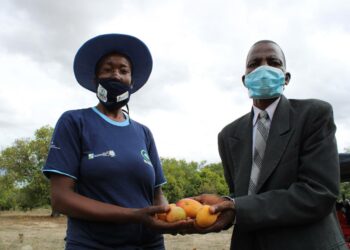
43 107 166 249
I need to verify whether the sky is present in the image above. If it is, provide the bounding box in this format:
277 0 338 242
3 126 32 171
0 0 349 163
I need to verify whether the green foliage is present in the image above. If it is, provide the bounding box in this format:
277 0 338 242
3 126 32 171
0 125 53 210
0 175 17 210
198 163 229 195
161 158 229 203
161 158 200 203
339 147 350 200
340 182 350 200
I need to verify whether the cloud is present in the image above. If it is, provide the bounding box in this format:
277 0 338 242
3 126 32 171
131 57 191 112
0 0 349 160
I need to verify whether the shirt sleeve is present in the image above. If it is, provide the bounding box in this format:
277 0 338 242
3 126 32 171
42 111 81 180
145 127 166 187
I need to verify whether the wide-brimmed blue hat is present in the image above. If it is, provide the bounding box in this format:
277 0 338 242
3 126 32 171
73 33 152 93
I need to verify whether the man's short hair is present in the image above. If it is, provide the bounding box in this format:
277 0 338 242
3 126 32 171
251 40 286 67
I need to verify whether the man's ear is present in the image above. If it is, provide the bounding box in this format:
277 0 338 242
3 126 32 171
242 75 246 86
284 72 291 86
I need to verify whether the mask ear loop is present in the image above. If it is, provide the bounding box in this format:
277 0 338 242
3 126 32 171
123 77 132 118
122 104 130 118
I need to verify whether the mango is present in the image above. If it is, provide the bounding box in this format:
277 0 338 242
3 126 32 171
166 204 187 222
157 203 187 222
195 205 219 228
176 198 203 218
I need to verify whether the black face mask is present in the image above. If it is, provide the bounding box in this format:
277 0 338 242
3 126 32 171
96 78 132 111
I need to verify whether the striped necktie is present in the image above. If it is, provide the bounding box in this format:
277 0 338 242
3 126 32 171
249 110 269 195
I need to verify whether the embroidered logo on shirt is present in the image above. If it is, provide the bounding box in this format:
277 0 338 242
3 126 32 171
88 150 116 160
141 150 153 167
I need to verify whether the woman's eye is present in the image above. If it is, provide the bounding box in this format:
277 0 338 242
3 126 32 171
101 67 111 73
121 68 131 74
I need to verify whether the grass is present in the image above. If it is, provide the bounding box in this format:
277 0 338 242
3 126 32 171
0 209 232 250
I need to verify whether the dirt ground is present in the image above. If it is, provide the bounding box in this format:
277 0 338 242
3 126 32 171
0 209 232 250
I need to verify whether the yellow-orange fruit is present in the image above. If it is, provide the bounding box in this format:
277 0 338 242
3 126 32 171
176 198 203 218
166 205 187 222
156 204 176 221
195 205 219 228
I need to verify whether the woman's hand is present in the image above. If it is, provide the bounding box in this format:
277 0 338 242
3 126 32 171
134 205 194 234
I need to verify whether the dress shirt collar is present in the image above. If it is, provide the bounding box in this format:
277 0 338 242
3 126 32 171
252 97 281 126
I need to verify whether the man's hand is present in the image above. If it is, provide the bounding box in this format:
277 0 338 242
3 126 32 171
177 194 236 234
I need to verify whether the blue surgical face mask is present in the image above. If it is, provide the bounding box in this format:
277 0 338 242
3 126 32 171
244 65 285 99
96 78 131 111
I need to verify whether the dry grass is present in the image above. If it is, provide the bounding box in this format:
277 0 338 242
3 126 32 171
0 209 231 250
0 209 66 250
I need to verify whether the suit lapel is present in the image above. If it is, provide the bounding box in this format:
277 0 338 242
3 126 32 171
256 95 293 193
228 112 253 196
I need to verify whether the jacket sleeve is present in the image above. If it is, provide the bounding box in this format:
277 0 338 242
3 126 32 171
218 131 236 198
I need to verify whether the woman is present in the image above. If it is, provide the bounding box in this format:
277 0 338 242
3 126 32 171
43 34 190 249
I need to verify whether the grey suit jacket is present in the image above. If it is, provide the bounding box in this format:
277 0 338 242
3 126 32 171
218 95 347 250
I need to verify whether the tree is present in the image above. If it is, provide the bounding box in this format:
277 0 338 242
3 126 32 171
0 174 16 210
161 158 200 203
0 125 53 210
161 158 229 203
340 147 350 201
198 163 229 195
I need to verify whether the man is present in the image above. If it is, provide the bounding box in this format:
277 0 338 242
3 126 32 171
194 40 347 250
